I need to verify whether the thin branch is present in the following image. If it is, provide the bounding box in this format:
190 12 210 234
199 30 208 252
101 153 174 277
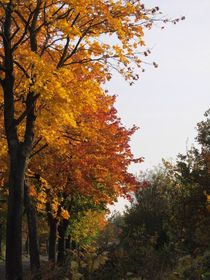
9 13 20 41
52 3 66 17
71 13 80 27
63 135 83 142
32 136 42 150
57 36 70 68
40 36 62 56
58 17 96 68
30 143 48 158
14 60 30 78
12 11 33 51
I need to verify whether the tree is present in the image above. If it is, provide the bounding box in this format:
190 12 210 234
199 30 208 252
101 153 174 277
91 161 210 279
0 1 172 278
28 93 141 264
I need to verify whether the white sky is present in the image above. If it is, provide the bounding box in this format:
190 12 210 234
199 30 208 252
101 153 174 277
108 0 210 213
107 0 210 175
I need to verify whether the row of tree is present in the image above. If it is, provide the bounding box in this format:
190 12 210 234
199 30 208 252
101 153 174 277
0 1 180 279
88 109 210 280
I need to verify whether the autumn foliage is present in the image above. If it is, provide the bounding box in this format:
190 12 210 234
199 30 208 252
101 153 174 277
0 0 176 279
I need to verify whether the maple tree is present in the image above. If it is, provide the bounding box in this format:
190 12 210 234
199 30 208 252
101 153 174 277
26 93 141 265
0 0 170 279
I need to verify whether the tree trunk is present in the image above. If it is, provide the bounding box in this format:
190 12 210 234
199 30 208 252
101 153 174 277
65 235 71 250
2 3 25 277
25 236 29 255
48 213 57 263
71 239 77 250
57 219 69 265
24 184 40 274
2 2 39 279
0 223 3 257
6 146 27 280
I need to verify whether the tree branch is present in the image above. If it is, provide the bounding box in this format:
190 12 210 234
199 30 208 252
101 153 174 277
12 11 33 51
30 143 48 158
14 60 30 78
15 93 40 127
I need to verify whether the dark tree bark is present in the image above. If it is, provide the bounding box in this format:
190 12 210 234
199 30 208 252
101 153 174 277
0 223 3 257
1 2 22 278
57 219 69 265
25 236 29 255
48 213 57 263
1 2 39 279
0 1 47 279
71 239 77 250
24 184 40 274
3 59 38 279
65 235 71 250
5 102 38 280
6 146 27 280
4 91 37 280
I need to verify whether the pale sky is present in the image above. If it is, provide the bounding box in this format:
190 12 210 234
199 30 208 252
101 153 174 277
107 0 210 174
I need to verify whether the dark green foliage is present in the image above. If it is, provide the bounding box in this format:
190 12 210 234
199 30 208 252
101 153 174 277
89 110 210 280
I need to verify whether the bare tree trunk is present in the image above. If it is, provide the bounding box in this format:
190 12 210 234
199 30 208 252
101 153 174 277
71 239 77 250
1 2 24 278
1 2 41 279
6 146 27 280
24 184 40 274
48 213 57 263
0 223 3 257
65 235 71 250
25 236 29 255
57 219 69 265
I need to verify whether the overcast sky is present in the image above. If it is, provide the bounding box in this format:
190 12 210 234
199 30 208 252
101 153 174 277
107 0 210 175
107 0 210 213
